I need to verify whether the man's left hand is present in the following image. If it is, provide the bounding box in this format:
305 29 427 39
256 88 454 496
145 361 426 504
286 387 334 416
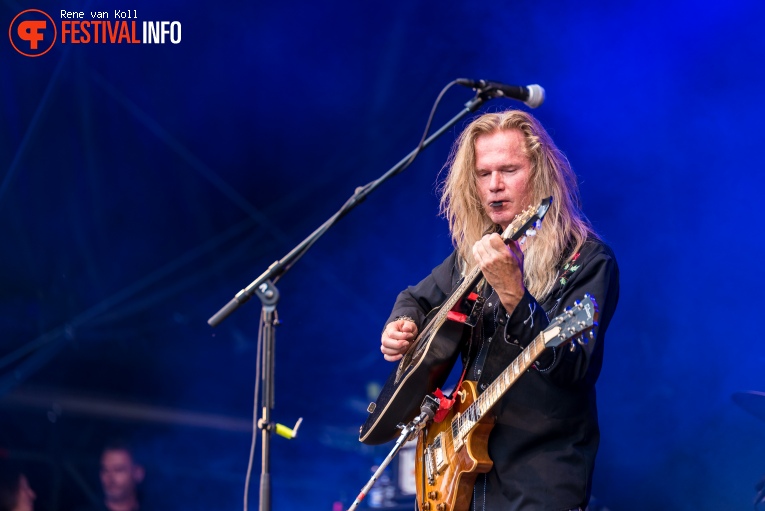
472 233 525 313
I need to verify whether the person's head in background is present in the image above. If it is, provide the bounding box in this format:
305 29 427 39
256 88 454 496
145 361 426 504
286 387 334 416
99 440 144 511
0 465 36 511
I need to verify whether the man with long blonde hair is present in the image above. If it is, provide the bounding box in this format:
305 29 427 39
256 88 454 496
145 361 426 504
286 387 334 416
380 109 619 510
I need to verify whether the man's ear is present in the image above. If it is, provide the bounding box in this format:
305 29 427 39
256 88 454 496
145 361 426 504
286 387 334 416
132 465 145 484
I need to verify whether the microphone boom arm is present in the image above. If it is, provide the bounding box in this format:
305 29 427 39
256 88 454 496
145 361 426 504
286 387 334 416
207 90 491 326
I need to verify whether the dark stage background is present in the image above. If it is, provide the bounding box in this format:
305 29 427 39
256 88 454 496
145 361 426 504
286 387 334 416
3 1 765 509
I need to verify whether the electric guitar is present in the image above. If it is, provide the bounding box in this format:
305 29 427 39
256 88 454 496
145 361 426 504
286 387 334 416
414 294 599 511
359 197 552 445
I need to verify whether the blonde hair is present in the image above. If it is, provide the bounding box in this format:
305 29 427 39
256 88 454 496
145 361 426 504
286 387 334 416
440 110 596 300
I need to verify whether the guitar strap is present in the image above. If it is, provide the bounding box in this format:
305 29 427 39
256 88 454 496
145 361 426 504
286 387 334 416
472 282 500 378
431 323 496 423
468 283 518 398
432 363 469 423
432 283 495 422
471 321 493 382
431 310 478 423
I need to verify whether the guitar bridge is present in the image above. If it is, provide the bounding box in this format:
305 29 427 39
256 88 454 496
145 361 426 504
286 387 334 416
424 432 448 486
425 444 435 486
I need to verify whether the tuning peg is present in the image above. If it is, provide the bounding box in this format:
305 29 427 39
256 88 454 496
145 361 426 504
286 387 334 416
577 336 588 346
569 342 577 353
588 331 595 340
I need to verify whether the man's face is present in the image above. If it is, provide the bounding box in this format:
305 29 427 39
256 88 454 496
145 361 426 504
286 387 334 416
99 449 144 502
474 129 533 230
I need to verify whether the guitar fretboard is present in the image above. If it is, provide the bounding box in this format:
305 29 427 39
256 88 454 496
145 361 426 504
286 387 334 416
420 211 538 341
450 332 547 441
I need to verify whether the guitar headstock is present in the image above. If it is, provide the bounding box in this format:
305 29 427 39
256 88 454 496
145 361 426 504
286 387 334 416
542 294 599 349
502 196 553 242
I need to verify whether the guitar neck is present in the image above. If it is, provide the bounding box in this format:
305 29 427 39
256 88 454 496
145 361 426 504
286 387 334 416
435 219 533 326
478 333 547 412
440 266 484 318
451 328 554 440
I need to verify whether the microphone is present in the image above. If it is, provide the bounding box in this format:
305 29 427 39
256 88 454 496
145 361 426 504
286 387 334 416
456 78 545 108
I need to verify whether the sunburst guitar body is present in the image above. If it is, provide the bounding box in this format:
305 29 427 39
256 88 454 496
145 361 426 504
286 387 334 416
414 295 599 511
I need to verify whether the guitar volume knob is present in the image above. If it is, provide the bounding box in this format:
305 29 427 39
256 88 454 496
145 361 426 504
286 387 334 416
427 491 439 500
436 504 447 511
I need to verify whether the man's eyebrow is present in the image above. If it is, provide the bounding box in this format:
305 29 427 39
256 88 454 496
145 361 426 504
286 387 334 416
475 164 520 172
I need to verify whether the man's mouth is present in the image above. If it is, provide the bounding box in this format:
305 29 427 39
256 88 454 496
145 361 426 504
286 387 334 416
489 201 505 208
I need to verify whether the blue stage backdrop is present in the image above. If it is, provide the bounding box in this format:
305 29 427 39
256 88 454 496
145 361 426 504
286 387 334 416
2 1 765 509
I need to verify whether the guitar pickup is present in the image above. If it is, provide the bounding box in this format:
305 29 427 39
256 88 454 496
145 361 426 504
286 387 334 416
446 292 485 327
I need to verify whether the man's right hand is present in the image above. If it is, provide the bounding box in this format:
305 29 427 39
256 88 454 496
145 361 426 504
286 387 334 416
380 319 418 362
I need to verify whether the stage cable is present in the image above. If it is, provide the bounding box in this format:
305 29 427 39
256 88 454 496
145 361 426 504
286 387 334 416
243 308 265 511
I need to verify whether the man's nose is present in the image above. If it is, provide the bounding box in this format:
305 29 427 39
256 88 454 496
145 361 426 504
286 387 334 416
489 171 503 190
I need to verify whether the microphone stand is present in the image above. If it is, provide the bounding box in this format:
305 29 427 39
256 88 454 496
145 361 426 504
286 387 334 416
255 280 279 511
346 395 440 511
208 89 492 511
